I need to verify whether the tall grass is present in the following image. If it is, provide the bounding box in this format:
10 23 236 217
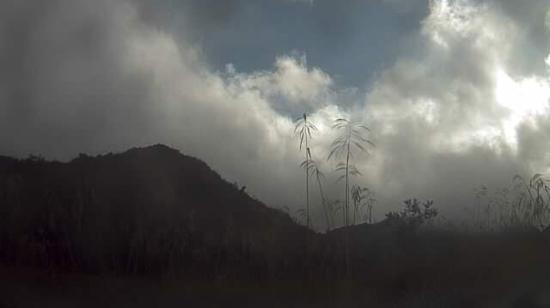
471 174 550 231
295 113 317 228
351 185 376 225
328 118 373 227
301 153 331 231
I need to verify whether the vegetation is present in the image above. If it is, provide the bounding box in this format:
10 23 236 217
351 185 376 225
295 113 317 228
294 115 375 231
471 174 550 232
328 118 373 227
385 198 438 230
301 154 331 230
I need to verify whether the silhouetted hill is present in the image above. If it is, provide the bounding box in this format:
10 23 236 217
0 155 17 171
69 144 308 240
0 145 311 277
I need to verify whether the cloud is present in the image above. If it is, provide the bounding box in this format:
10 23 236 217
1 0 549 229
225 55 333 113
357 0 550 218
488 0 550 77
382 0 425 14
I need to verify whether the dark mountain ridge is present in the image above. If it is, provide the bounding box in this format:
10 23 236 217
0 144 311 278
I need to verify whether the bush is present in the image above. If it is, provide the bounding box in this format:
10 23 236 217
386 199 438 230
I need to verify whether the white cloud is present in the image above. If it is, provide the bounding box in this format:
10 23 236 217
361 0 550 218
494 68 550 148
226 55 333 111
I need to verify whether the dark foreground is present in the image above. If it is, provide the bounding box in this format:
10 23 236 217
2 230 550 308
2 270 549 308
3 267 377 308
2 229 550 307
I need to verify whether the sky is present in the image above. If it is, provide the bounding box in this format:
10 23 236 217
1 0 550 229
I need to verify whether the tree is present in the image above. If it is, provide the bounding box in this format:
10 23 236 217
295 113 317 228
328 118 373 227
386 199 438 229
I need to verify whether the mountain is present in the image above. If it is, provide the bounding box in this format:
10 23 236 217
0 145 311 277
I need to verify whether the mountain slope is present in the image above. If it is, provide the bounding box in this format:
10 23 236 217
0 145 311 276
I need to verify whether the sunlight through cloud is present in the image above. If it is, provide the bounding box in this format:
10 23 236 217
495 68 550 150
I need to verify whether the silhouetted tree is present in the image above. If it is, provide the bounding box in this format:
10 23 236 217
386 199 438 230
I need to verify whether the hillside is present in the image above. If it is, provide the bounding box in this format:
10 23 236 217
0 145 311 277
